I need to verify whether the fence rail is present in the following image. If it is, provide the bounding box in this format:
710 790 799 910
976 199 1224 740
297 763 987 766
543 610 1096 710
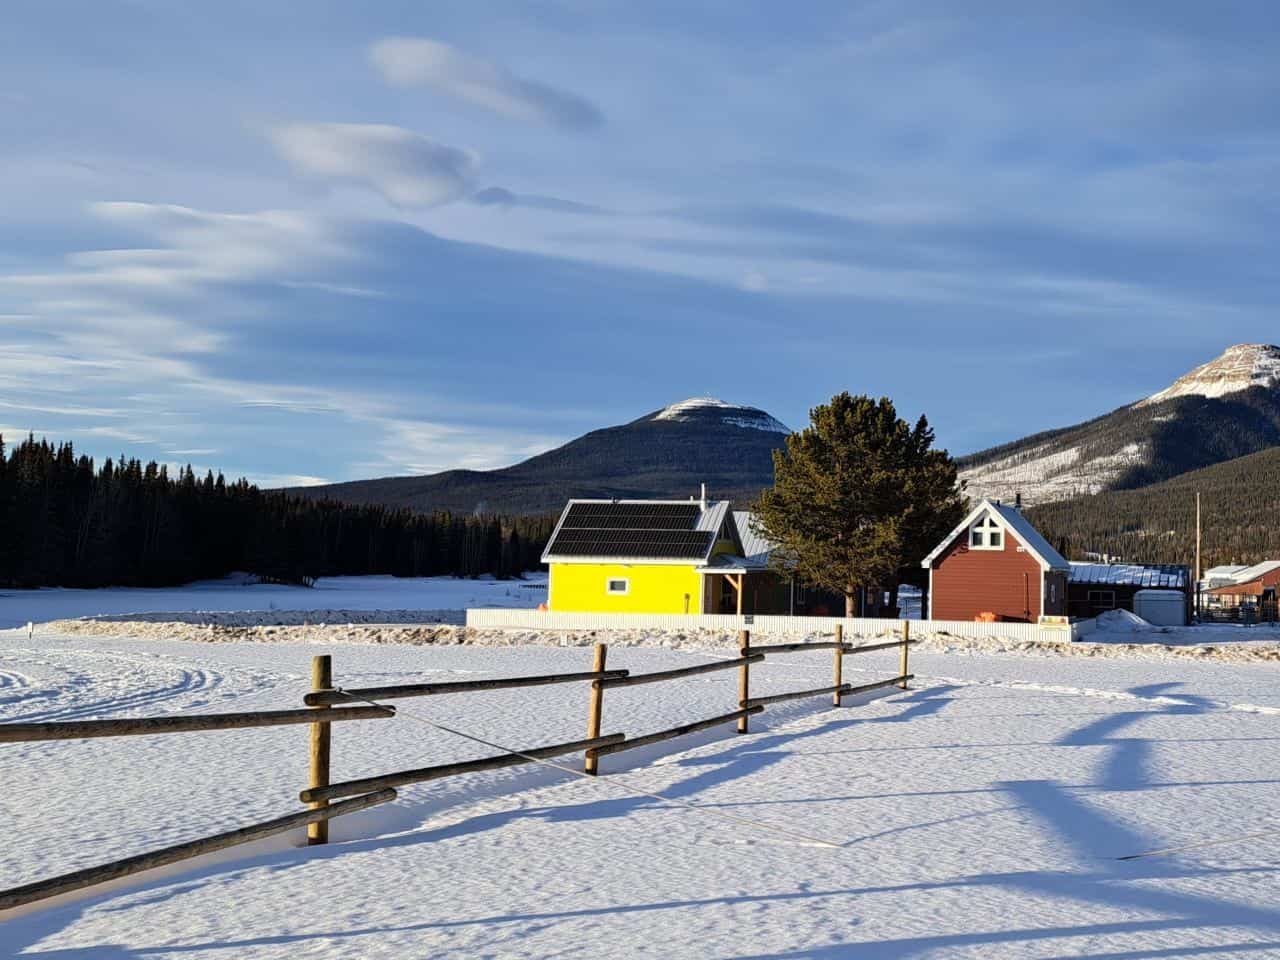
746 683 853 708
0 789 396 912
591 707 763 758
0 705 393 743
596 655 761 689
300 732 626 804
304 669 629 707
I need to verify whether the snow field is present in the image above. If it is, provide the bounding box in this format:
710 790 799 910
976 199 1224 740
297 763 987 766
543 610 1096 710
0 573 548 630
2 630 1279 958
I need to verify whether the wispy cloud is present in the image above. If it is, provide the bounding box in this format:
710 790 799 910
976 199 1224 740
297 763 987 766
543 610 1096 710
470 186 608 216
269 123 477 208
368 37 604 131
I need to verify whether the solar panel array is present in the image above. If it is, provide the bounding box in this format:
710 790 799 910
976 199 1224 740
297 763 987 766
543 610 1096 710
561 502 701 530
546 501 713 559
547 528 714 559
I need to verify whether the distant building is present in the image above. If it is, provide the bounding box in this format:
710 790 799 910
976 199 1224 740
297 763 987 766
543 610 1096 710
921 499 1070 622
541 494 814 615
1067 562 1190 624
1204 560 1280 609
1202 564 1249 590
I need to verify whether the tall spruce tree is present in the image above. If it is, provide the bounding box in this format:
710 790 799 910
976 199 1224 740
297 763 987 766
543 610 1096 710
753 393 964 616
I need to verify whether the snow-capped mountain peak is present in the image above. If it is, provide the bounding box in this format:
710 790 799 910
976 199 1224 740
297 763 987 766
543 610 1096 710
1142 343 1280 405
652 397 791 433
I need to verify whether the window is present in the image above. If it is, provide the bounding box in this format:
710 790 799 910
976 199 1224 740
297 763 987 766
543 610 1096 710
968 514 1004 550
1087 589 1116 609
606 578 629 595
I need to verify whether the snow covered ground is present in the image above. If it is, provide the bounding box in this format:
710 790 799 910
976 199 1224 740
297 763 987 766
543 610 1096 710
3 623 1279 958
0 574 548 629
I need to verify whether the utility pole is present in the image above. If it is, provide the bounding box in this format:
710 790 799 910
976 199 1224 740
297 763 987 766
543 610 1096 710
1195 491 1202 620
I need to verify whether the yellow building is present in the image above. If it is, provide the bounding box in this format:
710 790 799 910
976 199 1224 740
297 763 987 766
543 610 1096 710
542 495 786 615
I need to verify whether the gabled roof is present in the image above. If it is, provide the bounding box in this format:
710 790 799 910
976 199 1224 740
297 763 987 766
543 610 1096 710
920 499 1070 572
541 498 733 565
1069 562 1187 589
1226 560 1280 584
1204 564 1248 581
732 511 773 568
700 511 775 575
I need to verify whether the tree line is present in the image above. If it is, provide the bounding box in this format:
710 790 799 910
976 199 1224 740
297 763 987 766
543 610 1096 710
0 435 553 589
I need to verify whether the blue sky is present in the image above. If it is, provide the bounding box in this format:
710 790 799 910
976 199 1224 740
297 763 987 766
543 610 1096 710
3 1 1279 486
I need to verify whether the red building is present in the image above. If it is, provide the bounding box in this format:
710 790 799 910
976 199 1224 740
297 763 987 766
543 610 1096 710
1205 560 1280 609
920 499 1070 622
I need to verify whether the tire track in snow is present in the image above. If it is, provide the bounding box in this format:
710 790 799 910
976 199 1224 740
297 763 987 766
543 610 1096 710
0 648 282 723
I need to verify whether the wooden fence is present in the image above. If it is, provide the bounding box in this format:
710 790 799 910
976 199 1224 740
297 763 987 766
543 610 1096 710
0 624 914 912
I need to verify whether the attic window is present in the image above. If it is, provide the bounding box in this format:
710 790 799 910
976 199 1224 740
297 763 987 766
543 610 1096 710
969 514 1004 550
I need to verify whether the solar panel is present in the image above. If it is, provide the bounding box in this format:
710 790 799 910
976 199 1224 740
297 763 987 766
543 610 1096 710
546 528 714 559
561 502 700 531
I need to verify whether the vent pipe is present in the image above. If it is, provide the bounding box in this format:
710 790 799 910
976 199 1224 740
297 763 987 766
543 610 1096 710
700 482 707 511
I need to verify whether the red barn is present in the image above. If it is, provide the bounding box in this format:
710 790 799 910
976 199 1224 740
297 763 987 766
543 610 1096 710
921 499 1070 622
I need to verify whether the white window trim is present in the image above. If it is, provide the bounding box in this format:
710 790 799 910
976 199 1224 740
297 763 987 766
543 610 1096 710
606 577 630 596
968 514 1005 551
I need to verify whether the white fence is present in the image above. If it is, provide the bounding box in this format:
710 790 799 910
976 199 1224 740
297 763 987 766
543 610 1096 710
465 608 1093 644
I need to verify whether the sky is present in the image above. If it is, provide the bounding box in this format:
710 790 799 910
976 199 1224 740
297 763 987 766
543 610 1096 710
3 1 1280 487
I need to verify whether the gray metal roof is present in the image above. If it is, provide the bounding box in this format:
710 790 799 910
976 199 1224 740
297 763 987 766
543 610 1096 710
695 512 776 575
1069 562 1187 588
732 511 773 568
1227 560 1280 584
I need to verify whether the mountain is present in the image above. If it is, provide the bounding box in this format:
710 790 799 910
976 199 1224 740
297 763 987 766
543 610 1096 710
959 344 1280 506
291 398 790 515
1025 445 1280 568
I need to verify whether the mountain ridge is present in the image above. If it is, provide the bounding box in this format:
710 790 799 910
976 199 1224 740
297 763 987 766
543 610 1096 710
959 344 1280 506
290 397 789 515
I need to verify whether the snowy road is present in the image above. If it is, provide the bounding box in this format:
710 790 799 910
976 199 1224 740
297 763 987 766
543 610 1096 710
2 632 1278 958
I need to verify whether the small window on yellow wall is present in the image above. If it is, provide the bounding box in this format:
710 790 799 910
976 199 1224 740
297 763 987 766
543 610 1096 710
606 578 629 595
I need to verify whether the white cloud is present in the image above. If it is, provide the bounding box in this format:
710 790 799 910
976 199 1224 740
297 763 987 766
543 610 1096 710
369 37 604 130
269 123 477 208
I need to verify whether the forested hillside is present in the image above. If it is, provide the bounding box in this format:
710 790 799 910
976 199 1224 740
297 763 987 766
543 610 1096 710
1025 446 1280 568
0 436 552 589
959 387 1280 505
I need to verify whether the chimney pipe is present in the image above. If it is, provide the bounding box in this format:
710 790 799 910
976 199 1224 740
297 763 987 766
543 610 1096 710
700 482 707 510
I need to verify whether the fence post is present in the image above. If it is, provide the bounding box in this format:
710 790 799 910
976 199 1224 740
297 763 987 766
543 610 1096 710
899 620 910 690
584 643 607 776
307 654 333 845
737 630 751 733
832 624 844 706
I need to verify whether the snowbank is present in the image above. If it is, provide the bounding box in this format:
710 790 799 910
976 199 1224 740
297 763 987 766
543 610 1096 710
1093 608 1157 631
34 617 1280 664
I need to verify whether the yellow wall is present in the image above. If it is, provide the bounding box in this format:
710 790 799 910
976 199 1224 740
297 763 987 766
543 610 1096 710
549 562 705 614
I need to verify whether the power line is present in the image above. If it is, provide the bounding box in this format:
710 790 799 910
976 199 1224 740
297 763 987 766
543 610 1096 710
330 686 846 851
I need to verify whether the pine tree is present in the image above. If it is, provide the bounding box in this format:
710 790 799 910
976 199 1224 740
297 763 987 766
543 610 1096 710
753 393 964 616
